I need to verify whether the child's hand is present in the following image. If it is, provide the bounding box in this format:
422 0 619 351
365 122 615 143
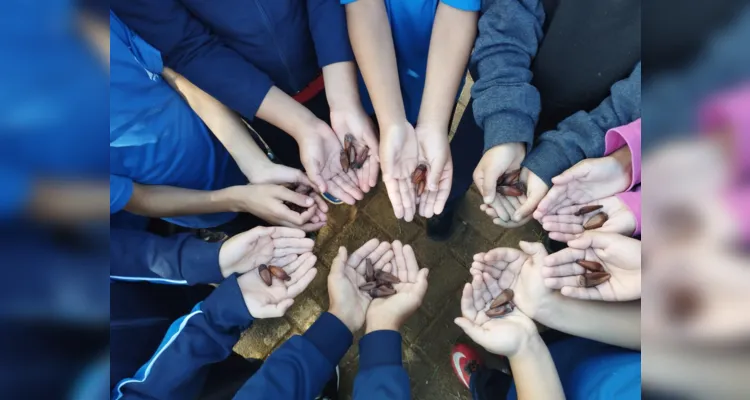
473 143 530 227
225 184 326 231
540 196 637 241
543 232 641 301
535 150 632 220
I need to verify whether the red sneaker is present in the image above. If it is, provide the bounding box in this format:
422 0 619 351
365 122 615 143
450 343 483 389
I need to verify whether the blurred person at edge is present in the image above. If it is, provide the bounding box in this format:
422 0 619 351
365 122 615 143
0 1 109 399
458 0 641 238
110 12 328 233
111 0 373 207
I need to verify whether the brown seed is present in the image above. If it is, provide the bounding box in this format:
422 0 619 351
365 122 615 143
340 149 350 172
365 258 375 282
411 164 427 184
574 205 604 216
377 282 394 290
268 265 291 281
344 133 355 152
353 145 369 170
486 303 514 318
416 180 426 197
369 286 397 298
500 169 521 185
666 285 700 323
512 181 527 193
258 264 272 286
488 289 514 310
583 212 609 230
348 144 357 166
578 272 611 288
375 270 401 284
359 281 377 291
576 259 604 272
497 185 523 197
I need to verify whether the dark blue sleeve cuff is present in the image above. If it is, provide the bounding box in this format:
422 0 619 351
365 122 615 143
201 274 254 331
181 237 224 285
522 140 574 187
359 330 403 370
303 312 354 366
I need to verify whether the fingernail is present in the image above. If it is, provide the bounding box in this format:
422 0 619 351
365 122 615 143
306 198 314 205
483 196 492 203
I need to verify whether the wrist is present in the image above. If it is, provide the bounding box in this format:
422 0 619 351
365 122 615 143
415 119 450 138
365 316 401 334
531 292 565 328
328 307 359 333
611 146 633 179
213 186 245 213
508 331 545 362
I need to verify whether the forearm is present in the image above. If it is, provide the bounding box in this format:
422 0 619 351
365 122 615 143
417 3 477 130
536 294 641 350
255 86 320 142
30 180 109 222
323 61 362 111
124 183 236 218
162 68 270 180
509 334 565 400
345 0 406 126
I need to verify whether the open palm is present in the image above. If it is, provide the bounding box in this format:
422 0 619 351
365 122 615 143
415 125 453 218
218 226 315 277
298 121 364 205
330 108 380 193
454 277 538 357
543 232 642 301
541 196 637 241
535 156 632 219
238 253 318 318
380 122 420 221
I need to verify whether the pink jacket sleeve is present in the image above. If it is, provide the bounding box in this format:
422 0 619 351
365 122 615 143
604 119 641 190
700 83 750 179
616 189 641 237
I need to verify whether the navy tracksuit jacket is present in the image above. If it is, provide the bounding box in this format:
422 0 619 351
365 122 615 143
110 229 410 399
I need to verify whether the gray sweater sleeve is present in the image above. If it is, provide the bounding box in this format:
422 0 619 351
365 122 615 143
523 62 642 186
470 0 545 153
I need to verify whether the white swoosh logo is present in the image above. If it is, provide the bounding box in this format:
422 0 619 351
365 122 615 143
452 352 469 388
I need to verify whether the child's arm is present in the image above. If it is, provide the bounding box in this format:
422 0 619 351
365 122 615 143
510 334 566 400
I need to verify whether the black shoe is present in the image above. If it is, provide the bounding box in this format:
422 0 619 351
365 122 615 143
427 208 456 241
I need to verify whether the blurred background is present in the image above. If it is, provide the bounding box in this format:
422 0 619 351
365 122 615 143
0 0 748 398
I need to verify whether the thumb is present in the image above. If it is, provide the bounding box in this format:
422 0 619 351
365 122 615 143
551 160 590 185
519 241 548 263
567 231 611 250
272 299 295 317
454 317 488 345
305 167 327 193
426 154 448 191
329 246 348 277
412 268 430 300
276 186 315 208
479 159 508 205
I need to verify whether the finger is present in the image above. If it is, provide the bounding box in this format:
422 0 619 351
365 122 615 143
461 283 478 321
433 172 452 215
273 246 314 257
495 197 514 222
554 204 591 216
483 247 524 265
561 286 603 300
541 263 586 277
513 189 544 222
307 169 327 194
329 246 347 277
542 214 584 224
357 160 369 192
544 276 581 289
268 254 298 268
391 240 408 282
549 232 581 242
286 255 317 282
410 268 429 301
551 161 590 185
384 178 405 219
372 250 394 272
482 272 502 297
471 274 491 307
276 187 316 208
368 156 380 188
347 239 380 270
299 221 327 232
240 226 274 242
381 262 393 274
403 244 419 282
286 268 318 297
309 192 330 214
282 253 314 274
506 195 522 212
480 204 498 218
542 221 584 235
273 237 315 249
323 179 355 205
398 179 415 222
535 186 564 217
479 166 499 205
311 215 320 223
361 242 392 273
332 175 364 202
567 231 616 250
543 247 587 267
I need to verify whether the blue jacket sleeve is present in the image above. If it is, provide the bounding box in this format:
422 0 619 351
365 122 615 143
110 229 224 285
308 0 354 67
522 62 642 185
353 330 410 399
233 312 353 399
110 0 273 121
110 174 133 214
470 0 545 153
112 275 253 400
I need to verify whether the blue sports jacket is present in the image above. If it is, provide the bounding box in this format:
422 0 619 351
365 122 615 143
110 229 410 399
110 0 353 121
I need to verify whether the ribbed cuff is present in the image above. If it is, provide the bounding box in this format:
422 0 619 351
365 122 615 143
522 140 574 186
482 113 535 154
201 275 254 331
181 237 224 285
304 312 354 366
359 330 403 369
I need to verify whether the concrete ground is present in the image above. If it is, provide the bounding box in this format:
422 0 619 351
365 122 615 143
233 79 545 399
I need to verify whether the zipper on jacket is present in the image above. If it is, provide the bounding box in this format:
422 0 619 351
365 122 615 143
254 0 299 91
